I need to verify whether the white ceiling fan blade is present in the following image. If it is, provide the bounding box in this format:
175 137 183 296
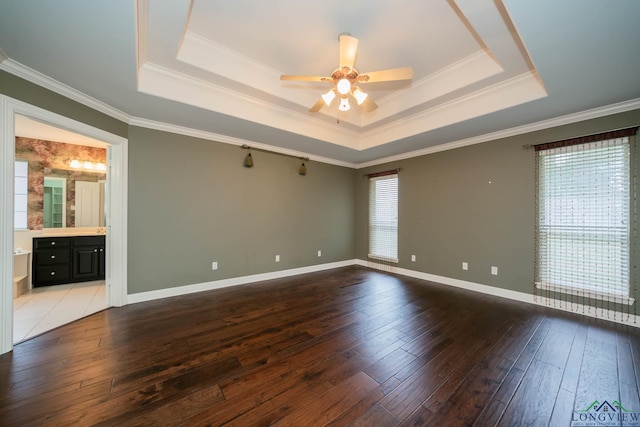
309 98 325 112
361 97 378 112
359 66 414 83
281 75 331 82
339 35 359 70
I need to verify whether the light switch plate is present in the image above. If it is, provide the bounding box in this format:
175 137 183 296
491 266 498 275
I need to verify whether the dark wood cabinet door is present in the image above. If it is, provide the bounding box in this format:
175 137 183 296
73 247 99 279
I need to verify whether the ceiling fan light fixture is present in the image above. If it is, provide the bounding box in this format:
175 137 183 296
321 89 336 106
280 34 413 114
353 87 368 105
336 78 351 95
339 97 350 112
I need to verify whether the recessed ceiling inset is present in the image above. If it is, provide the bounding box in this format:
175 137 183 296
136 0 548 152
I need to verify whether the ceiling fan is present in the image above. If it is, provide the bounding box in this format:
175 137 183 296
280 33 414 113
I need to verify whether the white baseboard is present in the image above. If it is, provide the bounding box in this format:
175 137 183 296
126 259 357 304
127 258 639 328
356 259 640 328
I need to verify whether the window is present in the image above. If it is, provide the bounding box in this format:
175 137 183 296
14 160 28 230
368 173 398 262
535 130 635 303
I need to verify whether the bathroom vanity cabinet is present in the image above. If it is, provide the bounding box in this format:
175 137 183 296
32 235 105 287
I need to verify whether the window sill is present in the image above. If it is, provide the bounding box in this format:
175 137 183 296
536 282 635 305
368 254 399 263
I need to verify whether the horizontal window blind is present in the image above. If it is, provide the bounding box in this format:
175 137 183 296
536 136 630 300
369 174 398 262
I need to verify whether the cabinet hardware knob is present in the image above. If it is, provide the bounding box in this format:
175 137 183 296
51 242 56 246
94 249 98 252
99 249 103 252
50 272 55 276
51 255 56 259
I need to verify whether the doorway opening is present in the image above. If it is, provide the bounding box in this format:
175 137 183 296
1 95 128 354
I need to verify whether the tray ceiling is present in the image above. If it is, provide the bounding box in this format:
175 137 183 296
1 0 639 166
138 0 545 152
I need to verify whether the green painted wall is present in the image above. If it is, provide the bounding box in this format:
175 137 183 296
127 126 356 294
2 71 356 295
355 109 640 307
4 68 639 313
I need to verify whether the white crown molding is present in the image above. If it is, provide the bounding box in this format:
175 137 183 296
137 61 360 149
357 259 640 328
137 61 546 153
180 30 281 76
356 97 640 168
0 59 130 123
135 0 147 77
360 71 547 150
361 51 504 127
179 29 345 125
178 30 283 90
0 54 355 168
129 116 356 168
2 52 638 171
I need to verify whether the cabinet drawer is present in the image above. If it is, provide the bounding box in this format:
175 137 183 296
35 265 71 284
34 237 71 249
73 236 105 247
35 249 70 265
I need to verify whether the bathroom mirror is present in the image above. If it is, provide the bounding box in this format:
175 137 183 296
15 134 107 230
41 172 105 228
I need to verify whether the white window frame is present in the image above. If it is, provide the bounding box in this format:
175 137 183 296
368 173 399 263
14 159 28 230
535 136 634 305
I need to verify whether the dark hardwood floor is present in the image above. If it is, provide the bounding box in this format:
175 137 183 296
2 266 640 426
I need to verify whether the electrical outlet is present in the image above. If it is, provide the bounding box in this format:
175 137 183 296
491 266 498 275
411 254 416 262
317 250 322 257
462 262 468 270
275 255 280 262
211 261 218 270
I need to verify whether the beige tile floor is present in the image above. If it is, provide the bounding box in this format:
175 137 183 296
13 281 107 343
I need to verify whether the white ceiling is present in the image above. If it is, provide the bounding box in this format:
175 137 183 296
1 0 639 167
15 115 107 148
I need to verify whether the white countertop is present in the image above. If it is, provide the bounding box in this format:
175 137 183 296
38 232 106 238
